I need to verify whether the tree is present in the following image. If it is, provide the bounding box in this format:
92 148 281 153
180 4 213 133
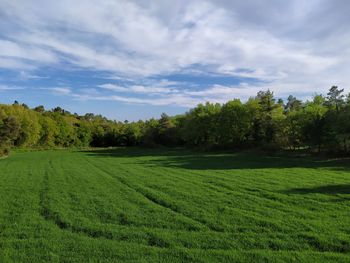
277 98 284 106
252 90 279 145
285 95 302 112
157 113 177 146
284 110 304 150
51 113 76 147
302 95 328 152
122 122 142 146
326 86 344 112
34 105 45 113
346 93 350 105
142 118 159 146
75 122 92 147
181 102 221 147
0 86 349 154
0 115 20 156
159 113 172 132
218 99 251 147
7 104 41 147
38 116 58 147
52 106 67 115
257 90 276 112
333 107 350 152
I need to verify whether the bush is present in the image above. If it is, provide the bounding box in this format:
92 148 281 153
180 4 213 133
0 146 10 157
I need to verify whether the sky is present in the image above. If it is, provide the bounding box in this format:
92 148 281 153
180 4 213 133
0 0 349 121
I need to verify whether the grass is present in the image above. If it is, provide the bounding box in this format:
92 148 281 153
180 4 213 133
0 148 349 262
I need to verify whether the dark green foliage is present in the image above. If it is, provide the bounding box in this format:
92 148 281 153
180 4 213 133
326 86 345 112
181 102 221 147
285 95 302 112
0 115 20 156
218 99 251 147
1 86 350 154
34 105 45 113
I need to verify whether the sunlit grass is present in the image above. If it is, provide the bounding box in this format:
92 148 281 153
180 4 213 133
0 148 349 262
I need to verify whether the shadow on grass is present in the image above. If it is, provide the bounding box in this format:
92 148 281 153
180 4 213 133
81 147 350 171
82 147 188 158
285 184 350 195
283 184 350 202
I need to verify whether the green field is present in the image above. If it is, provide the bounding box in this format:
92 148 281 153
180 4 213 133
0 148 349 262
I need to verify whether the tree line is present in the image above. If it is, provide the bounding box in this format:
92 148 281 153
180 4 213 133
1 86 349 156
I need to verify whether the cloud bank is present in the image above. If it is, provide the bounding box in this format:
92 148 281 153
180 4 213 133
0 0 349 108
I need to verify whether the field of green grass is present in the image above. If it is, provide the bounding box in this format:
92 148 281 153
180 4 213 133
0 148 349 262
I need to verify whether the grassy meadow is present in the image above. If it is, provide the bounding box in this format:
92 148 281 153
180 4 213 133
0 148 349 262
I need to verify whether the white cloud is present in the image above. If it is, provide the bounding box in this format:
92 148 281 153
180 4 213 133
129 85 175 94
98 83 178 94
0 0 349 105
0 39 57 64
185 84 260 98
72 93 199 107
0 85 24 91
0 57 36 70
43 87 72 95
19 71 47 80
72 79 336 107
98 84 129 92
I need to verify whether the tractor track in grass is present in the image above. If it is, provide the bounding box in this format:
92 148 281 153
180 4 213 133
85 158 218 232
34 150 350 254
87 157 309 233
79 156 207 231
37 154 211 248
91 159 296 228
38 169 350 254
38 160 66 228
84 157 221 232
37 158 175 248
104 159 284 206
37 165 265 251
141 164 333 218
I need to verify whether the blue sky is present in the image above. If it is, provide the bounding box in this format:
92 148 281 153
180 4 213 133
0 0 349 120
